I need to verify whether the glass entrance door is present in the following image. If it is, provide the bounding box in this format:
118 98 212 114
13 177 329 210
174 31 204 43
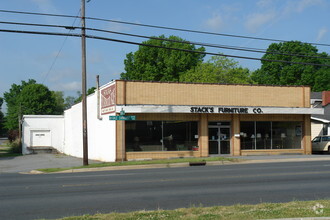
208 126 231 155
219 127 230 154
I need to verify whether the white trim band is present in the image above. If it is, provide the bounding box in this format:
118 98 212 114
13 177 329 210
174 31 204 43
116 105 324 115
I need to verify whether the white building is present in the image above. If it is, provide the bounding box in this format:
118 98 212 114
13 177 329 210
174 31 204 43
311 91 330 139
22 81 117 162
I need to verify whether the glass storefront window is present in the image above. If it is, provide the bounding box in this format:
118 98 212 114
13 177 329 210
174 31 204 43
256 122 272 149
240 121 302 150
125 121 198 152
240 122 255 150
272 122 302 149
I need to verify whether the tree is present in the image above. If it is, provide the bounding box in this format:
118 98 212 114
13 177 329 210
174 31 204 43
0 97 5 136
74 87 96 104
4 79 37 130
120 35 205 81
179 55 253 84
3 80 60 130
64 96 76 109
251 41 330 91
52 91 65 115
18 84 57 115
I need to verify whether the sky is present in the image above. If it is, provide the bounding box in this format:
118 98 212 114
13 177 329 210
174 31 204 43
0 0 329 112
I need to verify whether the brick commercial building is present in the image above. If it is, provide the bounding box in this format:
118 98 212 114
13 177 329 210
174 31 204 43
22 80 323 162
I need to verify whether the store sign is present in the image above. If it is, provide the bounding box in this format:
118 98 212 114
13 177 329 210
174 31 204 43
190 106 263 114
101 84 116 115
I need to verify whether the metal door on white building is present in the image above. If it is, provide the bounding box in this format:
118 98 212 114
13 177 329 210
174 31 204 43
30 130 51 147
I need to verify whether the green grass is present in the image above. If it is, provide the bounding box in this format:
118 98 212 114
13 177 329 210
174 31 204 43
57 200 330 220
38 156 240 173
0 141 22 158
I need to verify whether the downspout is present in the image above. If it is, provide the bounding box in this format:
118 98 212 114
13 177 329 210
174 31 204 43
96 75 102 120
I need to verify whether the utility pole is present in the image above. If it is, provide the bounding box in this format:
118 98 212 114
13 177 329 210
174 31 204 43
81 0 88 166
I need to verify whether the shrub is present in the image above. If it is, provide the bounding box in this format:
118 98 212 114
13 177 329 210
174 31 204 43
8 130 19 142
7 139 22 154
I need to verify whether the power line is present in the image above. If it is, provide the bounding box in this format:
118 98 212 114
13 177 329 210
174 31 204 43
86 34 330 67
42 9 81 84
0 28 81 37
0 20 79 30
0 9 76 19
1 28 328 67
1 20 329 60
86 27 330 60
1 9 329 48
86 17 330 48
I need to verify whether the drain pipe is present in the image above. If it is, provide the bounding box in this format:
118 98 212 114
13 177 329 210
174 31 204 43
96 75 102 120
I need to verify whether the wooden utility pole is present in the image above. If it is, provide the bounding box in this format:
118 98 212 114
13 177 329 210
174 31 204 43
81 0 88 166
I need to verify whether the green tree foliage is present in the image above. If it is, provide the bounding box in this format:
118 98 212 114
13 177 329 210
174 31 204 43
0 97 5 136
18 84 57 115
51 91 65 115
179 55 253 84
74 87 96 104
4 79 37 130
64 96 76 109
251 41 330 91
120 35 205 81
3 80 60 130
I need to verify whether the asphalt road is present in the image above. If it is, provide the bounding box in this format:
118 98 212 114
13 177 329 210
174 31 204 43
1 160 330 220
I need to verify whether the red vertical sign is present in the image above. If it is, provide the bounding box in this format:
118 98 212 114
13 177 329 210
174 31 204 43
101 84 116 115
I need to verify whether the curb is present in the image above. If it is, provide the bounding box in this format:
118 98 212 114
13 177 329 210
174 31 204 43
27 157 330 174
28 160 234 174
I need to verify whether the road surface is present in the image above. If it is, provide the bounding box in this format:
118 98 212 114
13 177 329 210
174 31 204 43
1 160 330 220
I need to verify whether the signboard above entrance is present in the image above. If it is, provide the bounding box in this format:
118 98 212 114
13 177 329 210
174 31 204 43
190 106 263 114
101 84 116 115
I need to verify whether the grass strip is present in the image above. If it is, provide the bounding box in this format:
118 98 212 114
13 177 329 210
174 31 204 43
58 200 330 220
38 157 240 173
0 147 22 158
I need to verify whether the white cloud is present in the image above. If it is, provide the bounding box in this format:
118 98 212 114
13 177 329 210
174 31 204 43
296 0 325 12
43 68 79 84
31 0 58 13
245 11 276 33
282 0 325 15
55 81 81 92
205 14 225 31
257 0 274 8
316 27 328 42
105 19 132 32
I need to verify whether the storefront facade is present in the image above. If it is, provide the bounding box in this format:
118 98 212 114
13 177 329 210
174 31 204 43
106 80 322 161
22 80 324 162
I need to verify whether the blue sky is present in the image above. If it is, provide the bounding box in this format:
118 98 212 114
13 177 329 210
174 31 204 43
0 0 329 112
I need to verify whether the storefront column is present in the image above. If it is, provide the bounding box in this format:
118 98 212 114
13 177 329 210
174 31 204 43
116 120 126 161
232 114 241 156
303 115 312 155
198 114 209 157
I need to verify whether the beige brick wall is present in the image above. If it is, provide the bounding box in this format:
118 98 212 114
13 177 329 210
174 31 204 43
116 80 310 108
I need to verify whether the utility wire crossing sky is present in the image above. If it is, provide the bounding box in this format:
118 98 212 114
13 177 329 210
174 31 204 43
0 0 329 112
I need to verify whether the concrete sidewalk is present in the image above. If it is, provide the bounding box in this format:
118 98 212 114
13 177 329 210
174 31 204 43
51 154 330 174
0 154 100 174
1 153 330 174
